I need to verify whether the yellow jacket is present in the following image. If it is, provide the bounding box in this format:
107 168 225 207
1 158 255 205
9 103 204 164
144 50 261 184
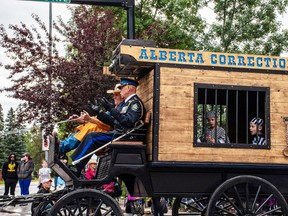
74 117 112 141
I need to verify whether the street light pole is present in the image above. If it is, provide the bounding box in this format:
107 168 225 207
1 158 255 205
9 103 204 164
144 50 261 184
46 2 53 161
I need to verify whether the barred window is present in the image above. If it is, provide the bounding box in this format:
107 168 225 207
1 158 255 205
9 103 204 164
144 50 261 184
194 83 270 149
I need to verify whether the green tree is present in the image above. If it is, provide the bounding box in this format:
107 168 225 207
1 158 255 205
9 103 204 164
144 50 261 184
206 0 288 55
24 126 44 177
0 6 121 127
0 107 26 165
0 104 4 166
0 104 4 131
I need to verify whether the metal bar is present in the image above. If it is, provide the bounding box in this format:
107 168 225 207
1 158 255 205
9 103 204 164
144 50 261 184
215 89 218 143
256 91 259 139
70 0 125 7
203 88 207 141
193 84 199 144
152 64 160 161
236 90 238 143
226 89 229 143
246 91 249 144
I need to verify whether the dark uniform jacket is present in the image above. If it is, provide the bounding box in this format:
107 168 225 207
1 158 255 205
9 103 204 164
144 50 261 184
98 94 145 131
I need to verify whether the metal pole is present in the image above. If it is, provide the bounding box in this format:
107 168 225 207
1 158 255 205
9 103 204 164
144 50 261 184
126 0 135 39
45 2 53 161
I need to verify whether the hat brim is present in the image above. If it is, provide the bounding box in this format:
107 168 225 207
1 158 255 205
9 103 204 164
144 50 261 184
41 179 52 184
117 84 127 89
107 90 120 94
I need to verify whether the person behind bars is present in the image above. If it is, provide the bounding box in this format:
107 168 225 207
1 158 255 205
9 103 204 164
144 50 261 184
201 110 229 144
250 117 266 145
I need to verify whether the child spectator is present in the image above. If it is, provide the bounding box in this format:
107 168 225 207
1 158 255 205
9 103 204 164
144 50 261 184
31 178 53 215
250 117 266 145
38 159 51 188
201 110 229 144
85 157 97 180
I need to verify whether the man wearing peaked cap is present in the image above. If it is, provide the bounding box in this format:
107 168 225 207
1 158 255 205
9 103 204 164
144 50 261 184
117 78 139 88
70 77 145 177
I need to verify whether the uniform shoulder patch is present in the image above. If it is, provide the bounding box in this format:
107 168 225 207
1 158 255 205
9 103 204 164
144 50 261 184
131 103 139 111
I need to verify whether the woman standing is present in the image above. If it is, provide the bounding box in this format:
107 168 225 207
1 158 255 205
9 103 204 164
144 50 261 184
2 153 19 196
17 152 34 195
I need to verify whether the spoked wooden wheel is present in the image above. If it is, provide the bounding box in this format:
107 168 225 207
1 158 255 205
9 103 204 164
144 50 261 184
206 175 288 216
48 189 123 216
172 197 208 216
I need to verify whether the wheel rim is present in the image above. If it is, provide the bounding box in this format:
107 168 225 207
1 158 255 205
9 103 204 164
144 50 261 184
172 197 208 216
207 175 288 216
48 189 123 216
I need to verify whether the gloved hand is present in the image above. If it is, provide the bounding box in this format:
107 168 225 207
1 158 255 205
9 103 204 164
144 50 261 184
88 99 103 115
101 97 114 112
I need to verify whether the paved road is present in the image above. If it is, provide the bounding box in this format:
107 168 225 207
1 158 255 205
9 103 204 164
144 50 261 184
0 181 38 216
0 181 173 215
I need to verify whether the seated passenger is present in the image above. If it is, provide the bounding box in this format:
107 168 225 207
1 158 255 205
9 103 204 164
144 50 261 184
85 157 97 180
85 157 121 197
70 78 145 177
200 110 229 144
58 84 124 154
250 117 266 145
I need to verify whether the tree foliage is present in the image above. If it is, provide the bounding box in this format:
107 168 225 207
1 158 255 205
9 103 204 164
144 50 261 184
0 6 122 127
133 0 207 50
0 104 3 131
205 0 288 55
24 127 44 176
0 107 26 166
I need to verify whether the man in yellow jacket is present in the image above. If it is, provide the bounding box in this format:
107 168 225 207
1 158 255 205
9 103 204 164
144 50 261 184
59 84 123 154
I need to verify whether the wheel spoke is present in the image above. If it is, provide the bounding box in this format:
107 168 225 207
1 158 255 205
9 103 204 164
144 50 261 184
251 185 261 211
245 182 249 213
233 185 245 213
64 203 75 216
206 175 288 216
173 197 208 215
255 194 273 214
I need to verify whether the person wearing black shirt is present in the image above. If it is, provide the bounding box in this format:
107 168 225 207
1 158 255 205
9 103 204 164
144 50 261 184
2 153 19 196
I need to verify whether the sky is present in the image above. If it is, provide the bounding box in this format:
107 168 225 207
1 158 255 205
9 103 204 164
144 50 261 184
0 0 72 117
0 1 287 118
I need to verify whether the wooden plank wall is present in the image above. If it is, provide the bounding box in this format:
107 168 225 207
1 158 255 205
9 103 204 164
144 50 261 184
137 72 154 159
154 67 288 164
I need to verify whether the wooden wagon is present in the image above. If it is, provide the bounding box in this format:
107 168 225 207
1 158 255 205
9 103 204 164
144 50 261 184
5 39 288 215
106 39 288 215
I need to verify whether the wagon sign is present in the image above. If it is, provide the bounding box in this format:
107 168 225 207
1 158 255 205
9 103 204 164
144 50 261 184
120 45 288 72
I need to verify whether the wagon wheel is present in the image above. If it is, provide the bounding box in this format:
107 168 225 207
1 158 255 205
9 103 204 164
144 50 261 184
172 196 208 216
48 188 123 216
206 175 288 216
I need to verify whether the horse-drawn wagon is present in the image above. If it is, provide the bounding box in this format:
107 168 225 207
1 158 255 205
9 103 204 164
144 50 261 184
2 39 288 216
